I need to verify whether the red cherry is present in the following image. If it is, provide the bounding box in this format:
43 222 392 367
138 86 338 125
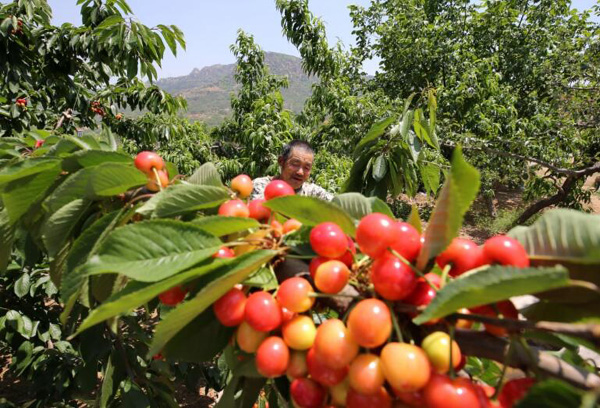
499 378 536 408
158 286 187 306
271 219 284 237
248 198 271 221
283 218 302 234
214 246 235 258
356 213 397 258
290 377 327 408
309 222 347 258
393 389 425 407
218 199 250 218
244 291 283 332
134 151 165 174
314 260 349 294
255 336 289 378
370 253 418 300
482 235 529 267
146 169 169 192
346 387 392 408
404 273 441 323
436 238 486 277
264 179 295 200
281 306 295 323
34 139 45 149
423 373 481 408
276 277 315 313
390 222 422 262
213 287 246 327
306 347 348 386
470 300 519 337
231 174 253 199
347 299 392 348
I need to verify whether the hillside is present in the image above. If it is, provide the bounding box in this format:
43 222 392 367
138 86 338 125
156 52 317 127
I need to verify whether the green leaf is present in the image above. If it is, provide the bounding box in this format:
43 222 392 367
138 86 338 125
243 266 278 290
407 204 422 234
508 209 600 266
62 150 131 171
0 208 14 273
188 162 224 187
264 196 356 236
520 300 600 324
332 192 394 220
192 216 260 236
420 163 440 196
0 158 61 187
514 379 582 408
355 115 397 153
15 341 33 375
86 162 147 196
14 273 31 298
413 265 570 324
41 199 92 257
372 155 387 181
416 146 480 270
149 249 277 356
95 15 124 30
144 184 230 218
43 168 94 213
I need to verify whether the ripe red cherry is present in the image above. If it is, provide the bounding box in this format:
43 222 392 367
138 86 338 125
370 253 417 300
213 287 246 327
244 291 283 332
283 218 302 234
393 389 425 407
356 213 396 258
255 336 289 378
498 378 536 408
286 350 308 379
348 354 385 395
248 198 271 221
423 373 481 408
236 321 268 353
347 299 392 348
470 300 518 337
404 273 441 323
218 199 250 218
346 387 392 408
380 342 430 392
290 377 327 408
134 151 165 174
276 277 315 313
306 347 348 386
314 260 350 294
231 174 253 199
482 235 530 267
158 286 187 306
436 238 486 277
34 139 45 149
282 315 317 350
146 169 169 192
214 246 235 258
271 219 284 237
264 179 295 200
390 222 422 262
313 319 358 369
281 306 295 323
309 222 348 258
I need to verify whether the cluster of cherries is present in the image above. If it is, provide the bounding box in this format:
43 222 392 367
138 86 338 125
134 151 170 192
9 18 23 35
90 101 106 117
15 98 27 108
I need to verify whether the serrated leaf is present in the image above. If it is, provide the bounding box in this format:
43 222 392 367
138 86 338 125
86 162 147 196
149 249 277 356
515 379 582 408
416 146 480 270
192 216 260 236
146 184 229 218
520 300 600 324
332 192 394 220
0 208 14 273
95 15 123 30
243 266 278 290
264 196 356 236
0 158 61 187
372 155 387 181
188 162 224 187
420 163 440 196
43 168 94 213
407 204 422 234
355 115 397 153
41 199 91 256
62 150 130 171
14 273 31 298
413 265 570 324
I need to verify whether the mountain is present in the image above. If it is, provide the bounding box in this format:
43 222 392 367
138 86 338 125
156 52 318 127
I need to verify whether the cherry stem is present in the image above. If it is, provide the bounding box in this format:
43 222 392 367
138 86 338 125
448 324 456 379
569 279 600 295
388 301 404 343
152 167 163 192
440 264 451 287
492 339 513 399
285 254 314 259
308 292 362 299
389 249 437 292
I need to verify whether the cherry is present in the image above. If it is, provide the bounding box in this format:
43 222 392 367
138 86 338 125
218 199 250 218
390 222 422 262
421 331 462 374
158 286 187 306
282 315 316 350
370 253 418 300
470 300 518 337
436 238 486 277
313 319 358 370
236 321 268 353
34 139 45 149
404 272 441 324
380 342 430 392
134 151 165 175
264 179 295 200
283 218 302 234
498 378 536 408
214 246 235 258
348 354 385 396
455 308 474 329
231 174 253 199
213 287 246 327
290 377 327 408
286 350 308 379
270 219 283 237
314 260 350 294
281 306 295 323
423 373 481 408
255 336 289 378
306 347 348 386
309 222 348 258
276 277 315 313
482 235 529 267
244 291 283 332
355 213 396 258
146 169 169 192
248 198 271 221
393 389 425 407
346 386 392 408
329 378 350 406
347 299 392 348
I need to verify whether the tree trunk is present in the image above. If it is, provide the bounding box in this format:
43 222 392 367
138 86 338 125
514 175 578 226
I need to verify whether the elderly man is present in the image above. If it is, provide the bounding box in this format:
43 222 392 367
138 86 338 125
250 140 334 201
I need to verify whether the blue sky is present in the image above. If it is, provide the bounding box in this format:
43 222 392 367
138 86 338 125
47 0 598 79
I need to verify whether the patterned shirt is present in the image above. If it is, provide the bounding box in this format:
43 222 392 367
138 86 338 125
250 176 334 201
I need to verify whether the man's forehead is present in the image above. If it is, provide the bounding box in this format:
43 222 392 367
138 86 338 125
288 148 314 163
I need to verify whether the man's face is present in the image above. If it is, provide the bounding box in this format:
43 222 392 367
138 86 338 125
279 148 314 190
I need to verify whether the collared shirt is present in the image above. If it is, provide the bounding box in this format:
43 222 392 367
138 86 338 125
250 176 334 201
